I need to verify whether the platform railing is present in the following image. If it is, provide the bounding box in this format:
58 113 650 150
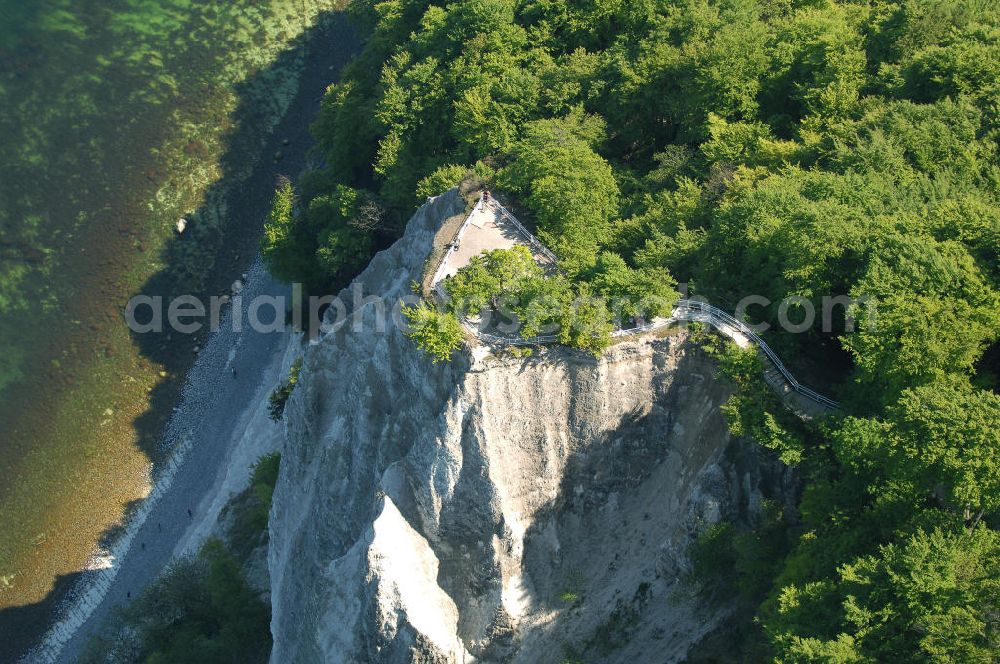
431 195 839 412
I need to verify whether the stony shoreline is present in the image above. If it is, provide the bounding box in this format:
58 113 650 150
0 11 360 662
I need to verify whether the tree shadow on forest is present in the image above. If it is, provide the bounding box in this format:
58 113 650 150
0 11 361 662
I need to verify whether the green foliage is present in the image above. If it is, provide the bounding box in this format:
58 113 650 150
305 1 1000 659
315 224 373 277
589 251 678 322
226 453 281 560
444 245 544 315
771 525 1000 662
499 114 619 274
415 162 497 203
691 522 740 590
842 233 1000 404
402 302 464 362
305 185 378 280
692 501 792 602
556 284 614 356
705 337 808 465
556 568 586 605
515 271 573 339
261 179 309 285
262 177 382 293
249 453 280 527
442 247 629 355
835 380 1000 517
415 164 473 202
96 538 271 664
268 358 302 421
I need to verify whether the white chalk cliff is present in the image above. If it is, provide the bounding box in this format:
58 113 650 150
267 189 789 663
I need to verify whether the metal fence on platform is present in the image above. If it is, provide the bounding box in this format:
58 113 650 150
430 195 839 412
485 199 558 264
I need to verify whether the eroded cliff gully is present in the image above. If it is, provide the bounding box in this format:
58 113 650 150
268 189 792 663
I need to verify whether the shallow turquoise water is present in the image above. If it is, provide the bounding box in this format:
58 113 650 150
0 0 341 611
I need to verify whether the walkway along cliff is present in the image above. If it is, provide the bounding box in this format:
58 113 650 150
429 195 839 420
266 189 797 663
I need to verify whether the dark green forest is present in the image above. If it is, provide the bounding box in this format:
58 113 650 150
262 0 1000 659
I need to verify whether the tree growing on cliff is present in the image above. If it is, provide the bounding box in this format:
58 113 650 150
402 302 464 362
557 284 614 356
262 179 380 293
306 185 375 282
268 358 303 422
444 245 544 316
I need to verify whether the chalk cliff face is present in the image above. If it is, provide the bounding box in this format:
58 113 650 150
268 190 788 663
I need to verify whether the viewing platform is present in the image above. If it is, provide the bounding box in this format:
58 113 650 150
430 196 556 296
427 193 838 418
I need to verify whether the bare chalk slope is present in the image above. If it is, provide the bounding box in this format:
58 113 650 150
269 190 790 663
